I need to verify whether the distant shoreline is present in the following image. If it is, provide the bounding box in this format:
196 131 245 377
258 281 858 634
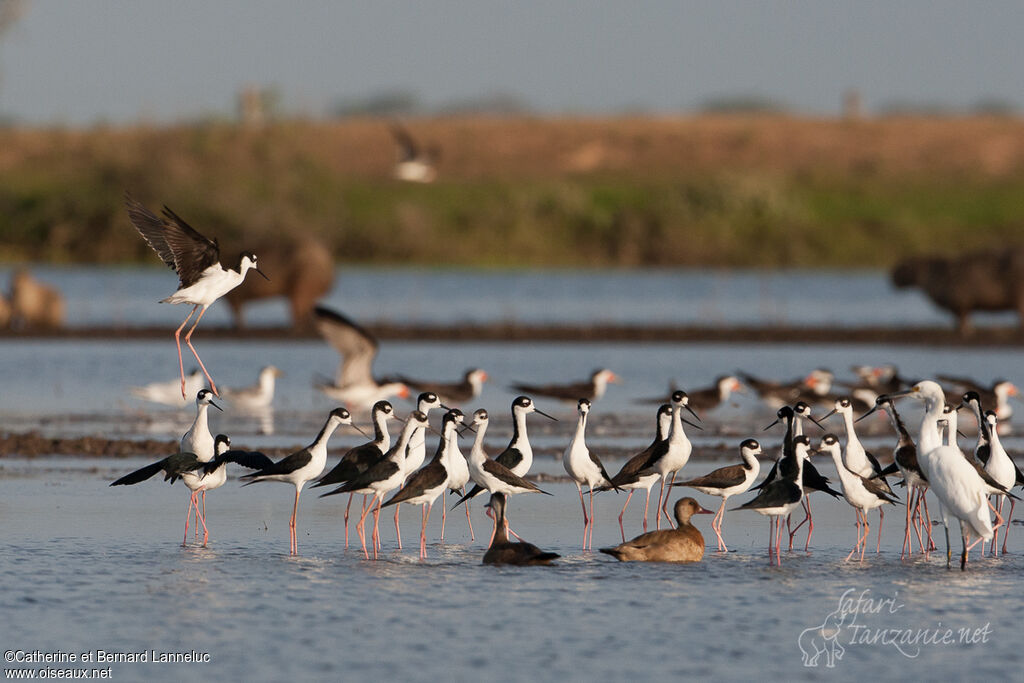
1 322 1021 347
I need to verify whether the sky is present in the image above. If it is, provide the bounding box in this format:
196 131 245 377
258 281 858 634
1 1 1023 125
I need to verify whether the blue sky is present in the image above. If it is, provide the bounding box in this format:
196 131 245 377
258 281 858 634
1 1 1022 125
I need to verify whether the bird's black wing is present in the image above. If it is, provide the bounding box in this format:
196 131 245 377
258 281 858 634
110 458 170 486
159 205 221 287
390 123 420 161
381 464 447 508
210 449 274 473
589 451 621 491
125 195 176 270
242 450 312 480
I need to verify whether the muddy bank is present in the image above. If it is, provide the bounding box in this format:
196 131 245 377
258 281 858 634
2 322 1022 346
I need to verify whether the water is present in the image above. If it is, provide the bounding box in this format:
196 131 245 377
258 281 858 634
3 264 1019 329
2 459 1021 682
1 267 1022 681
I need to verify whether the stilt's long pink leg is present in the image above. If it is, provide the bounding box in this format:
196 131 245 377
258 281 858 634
661 472 678 528
183 492 196 546
587 488 596 550
618 490 634 542
641 488 652 533
804 497 814 552
577 486 589 549
655 478 667 530
394 505 403 550
289 488 300 555
183 305 218 396
876 507 884 553
462 488 474 541
440 494 447 542
173 305 199 398
343 493 353 548
714 499 727 551
1002 498 1015 555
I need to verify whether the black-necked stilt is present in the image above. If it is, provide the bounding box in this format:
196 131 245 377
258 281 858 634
392 392 445 549
460 396 556 503
390 122 439 183
320 410 429 559
221 365 282 410
881 381 994 570
125 195 268 398
393 368 488 405
562 399 617 550
130 368 205 407
599 497 712 563
381 410 462 559
980 410 1019 555
643 390 701 530
673 438 761 552
734 435 811 566
822 396 894 552
179 389 221 542
510 368 619 403
482 494 559 566
600 404 670 541
439 409 473 543
817 434 900 562
310 399 390 546
457 409 550 545
110 434 271 546
312 305 410 408
240 407 359 555
861 396 933 558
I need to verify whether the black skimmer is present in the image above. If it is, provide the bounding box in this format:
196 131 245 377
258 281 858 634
381 410 462 559
125 194 267 398
562 399 617 550
642 390 701 530
392 392 445 549
937 375 1019 421
817 434 900 561
312 305 410 409
880 381 994 570
390 122 439 183
599 404 670 541
391 368 488 405
320 411 429 559
310 400 392 546
221 365 282 410
438 409 473 543
482 494 559 566
130 368 205 407
240 407 359 555
821 396 894 552
460 396 556 502
458 409 550 544
636 375 744 413
673 438 761 552
734 435 812 566
510 368 619 403
861 396 933 557
600 497 712 562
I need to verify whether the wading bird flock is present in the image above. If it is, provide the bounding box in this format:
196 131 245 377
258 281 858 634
119 196 1022 569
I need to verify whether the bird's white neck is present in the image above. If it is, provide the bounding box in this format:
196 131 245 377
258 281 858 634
917 398 945 455
469 422 489 465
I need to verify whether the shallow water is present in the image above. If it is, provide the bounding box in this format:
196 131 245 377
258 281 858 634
3 264 1018 329
2 267 1023 681
2 457 1021 682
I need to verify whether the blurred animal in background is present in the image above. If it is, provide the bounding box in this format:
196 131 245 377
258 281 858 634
225 236 334 331
891 248 1024 335
6 268 65 330
390 123 439 183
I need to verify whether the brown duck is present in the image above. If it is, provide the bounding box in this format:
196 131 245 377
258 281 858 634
600 497 712 562
482 494 559 566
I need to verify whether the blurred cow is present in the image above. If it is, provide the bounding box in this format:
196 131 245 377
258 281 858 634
8 268 65 329
224 236 335 330
891 248 1024 334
